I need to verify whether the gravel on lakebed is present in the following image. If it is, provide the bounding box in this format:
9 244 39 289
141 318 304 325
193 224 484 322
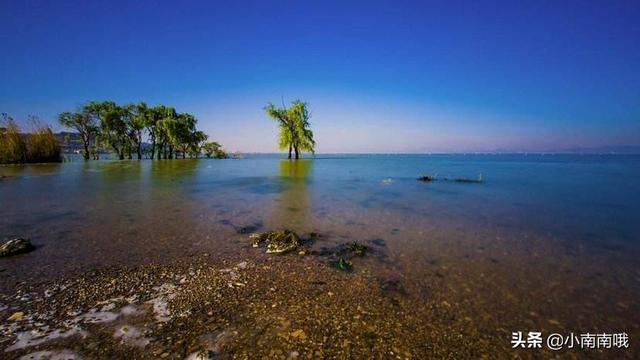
0 253 485 359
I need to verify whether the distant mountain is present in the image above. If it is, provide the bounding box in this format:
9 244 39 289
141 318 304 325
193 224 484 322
54 132 152 154
55 131 85 153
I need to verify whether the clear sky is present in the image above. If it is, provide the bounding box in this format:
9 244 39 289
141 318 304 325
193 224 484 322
1 0 639 153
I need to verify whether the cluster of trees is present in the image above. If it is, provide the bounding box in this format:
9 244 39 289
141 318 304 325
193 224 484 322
0 115 62 164
265 100 315 159
2 99 316 164
59 101 226 160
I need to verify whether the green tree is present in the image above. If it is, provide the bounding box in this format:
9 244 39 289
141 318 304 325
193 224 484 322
265 100 315 159
58 110 99 160
84 101 129 160
71 100 221 161
288 100 315 158
172 113 197 159
155 107 178 159
145 105 168 159
189 130 208 158
265 103 295 159
130 102 149 160
202 141 227 159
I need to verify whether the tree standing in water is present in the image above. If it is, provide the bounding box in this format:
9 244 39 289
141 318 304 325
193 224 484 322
58 110 99 160
59 100 225 160
288 100 315 159
265 100 315 159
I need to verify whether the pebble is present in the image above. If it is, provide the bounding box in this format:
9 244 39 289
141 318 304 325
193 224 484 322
290 329 307 340
8 311 24 321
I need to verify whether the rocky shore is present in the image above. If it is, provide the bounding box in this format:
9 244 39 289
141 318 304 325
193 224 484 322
1 232 637 359
1 253 435 359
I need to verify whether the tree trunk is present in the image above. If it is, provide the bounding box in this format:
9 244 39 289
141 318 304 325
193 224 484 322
82 142 90 160
150 138 155 160
294 146 299 160
113 145 122 160
288 144 292 159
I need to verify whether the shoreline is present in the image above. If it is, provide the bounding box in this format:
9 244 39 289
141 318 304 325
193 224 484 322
1 241 639 358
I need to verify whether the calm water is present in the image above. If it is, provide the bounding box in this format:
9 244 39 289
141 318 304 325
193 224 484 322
1 154 639 274
1 154 640 352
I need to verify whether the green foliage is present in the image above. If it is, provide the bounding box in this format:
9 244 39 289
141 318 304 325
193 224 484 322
189 130 208 158
59 101 225 161
58 110 99 160
202 141 227 159
265 100 315 159
288 100 316 155
130 102 149 160
83 101 130 160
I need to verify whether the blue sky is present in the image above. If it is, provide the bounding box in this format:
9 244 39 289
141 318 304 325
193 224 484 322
1 0 639 152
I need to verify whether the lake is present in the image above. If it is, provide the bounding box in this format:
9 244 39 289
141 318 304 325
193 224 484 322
1 154 639 357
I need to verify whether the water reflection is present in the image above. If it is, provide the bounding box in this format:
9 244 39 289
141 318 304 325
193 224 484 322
264 160 313 231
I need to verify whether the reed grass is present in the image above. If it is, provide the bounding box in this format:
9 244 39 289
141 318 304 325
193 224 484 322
0 119 61 164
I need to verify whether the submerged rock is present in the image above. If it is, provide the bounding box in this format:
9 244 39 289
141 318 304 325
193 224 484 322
453 176 483 183
249 230 301 254
332 258 353 272
418 173 484 183
311 241 374 271
347 242 368 257
0 238 35 257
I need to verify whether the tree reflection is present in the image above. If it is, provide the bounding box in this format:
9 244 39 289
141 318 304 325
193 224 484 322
267 159 313 231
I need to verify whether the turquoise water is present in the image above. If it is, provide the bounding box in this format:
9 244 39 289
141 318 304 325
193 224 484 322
1 154 639 275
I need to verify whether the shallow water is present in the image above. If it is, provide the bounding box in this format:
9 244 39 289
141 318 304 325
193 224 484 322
1 154 639 356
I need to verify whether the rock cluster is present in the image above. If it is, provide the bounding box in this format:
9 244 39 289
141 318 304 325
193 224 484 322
249 230 301 254
0 238 34 257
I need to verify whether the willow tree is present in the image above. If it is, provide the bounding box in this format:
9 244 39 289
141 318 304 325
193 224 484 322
145 105 170 159
155 107 178 159
84 101 130 160
130 102 149 160
171 113 197 159
58 110 99 160
189 130 208 158
288 100 315 158
265 103 294 158
265 100 315 159
202 141 226 158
